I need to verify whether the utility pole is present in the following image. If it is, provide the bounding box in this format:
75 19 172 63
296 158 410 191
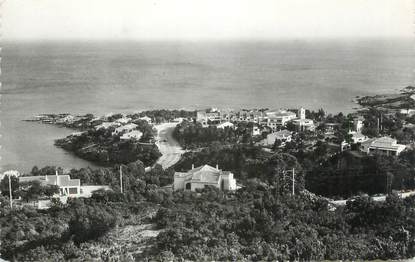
377 118 380 134
119 166 123 194
8 175 13 209
282 170 286 194
292 168 295 196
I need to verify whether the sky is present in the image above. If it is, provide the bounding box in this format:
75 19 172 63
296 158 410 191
3 0 414 40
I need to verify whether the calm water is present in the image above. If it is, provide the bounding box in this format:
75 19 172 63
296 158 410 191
1 39 414 172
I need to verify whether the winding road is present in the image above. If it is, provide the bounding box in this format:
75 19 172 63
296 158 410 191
154 122 185 169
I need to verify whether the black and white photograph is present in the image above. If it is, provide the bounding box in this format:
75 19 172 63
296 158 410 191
1 0 415 261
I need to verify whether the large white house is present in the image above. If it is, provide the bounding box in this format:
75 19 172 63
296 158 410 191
19 173 82 197
360 136 406 156
266 110 297 130
18 172 111 198
174 164 237 191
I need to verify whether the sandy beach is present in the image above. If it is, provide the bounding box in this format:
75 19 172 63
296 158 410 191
154 122 185 169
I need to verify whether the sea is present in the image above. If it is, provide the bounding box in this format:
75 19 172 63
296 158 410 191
1 38 414 173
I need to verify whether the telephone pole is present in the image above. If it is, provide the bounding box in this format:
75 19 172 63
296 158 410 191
8 175 13 209
292 168 295 195
119 166 123 193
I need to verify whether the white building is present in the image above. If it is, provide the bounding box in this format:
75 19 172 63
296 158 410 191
19 172 110 198
360 136 406 156
266 110 297 130
19 173 82 197
353 116 364 133
293 118 315 131
120 130 143 140
217 122 235 129
252 125 261 136
95 122 120 130
139 116 152 124
348 131 369 144
115 117 132 124
292 107 315 131
400 109 415 116
263 130 292 146
174 164 237 191
113 123 138 135
196 108 221 125
56 115 75 124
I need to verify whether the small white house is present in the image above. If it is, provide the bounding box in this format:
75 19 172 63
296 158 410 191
349 131 369 144
120 130 143 140
263 130 292 146
252 125 261 136
95 122 120 130
139 116 152 124
115 117 132 124
217 122 234 129
113 123 138 135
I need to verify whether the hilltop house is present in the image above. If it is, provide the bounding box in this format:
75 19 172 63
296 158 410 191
174 164 237 191
360 136 406 156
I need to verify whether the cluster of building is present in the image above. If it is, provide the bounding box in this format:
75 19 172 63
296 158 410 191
196 107 315 148
197 107 314 132
325 116 408 156
94 114 153 141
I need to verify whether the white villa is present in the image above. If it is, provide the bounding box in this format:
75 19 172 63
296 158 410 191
360 136 406 156
18 172 110 198
19 173 82 197
120 130 143 140
217 121 234 129
174 164 237 191
266 110 297 130
113 123 138 135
